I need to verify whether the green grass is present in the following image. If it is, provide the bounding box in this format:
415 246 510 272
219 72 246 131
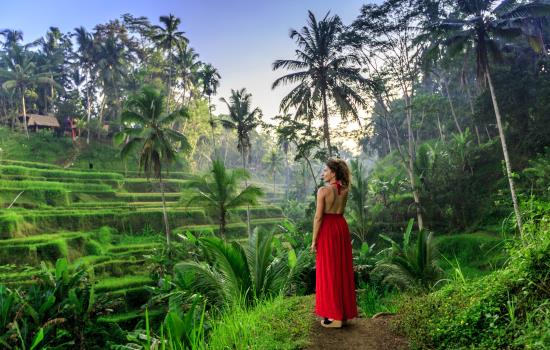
396 224 550 349
207 295 314 350
435 231 508 279
356 281 399 317
94 275 154 293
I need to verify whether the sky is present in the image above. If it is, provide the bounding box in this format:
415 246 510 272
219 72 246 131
0 0 368 122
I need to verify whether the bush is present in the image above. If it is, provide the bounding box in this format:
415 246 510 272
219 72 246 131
395 206 550 349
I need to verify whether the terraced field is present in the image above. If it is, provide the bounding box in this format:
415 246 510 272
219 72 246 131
0 159 286 326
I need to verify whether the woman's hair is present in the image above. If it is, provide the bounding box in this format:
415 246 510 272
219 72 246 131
326 158 351 188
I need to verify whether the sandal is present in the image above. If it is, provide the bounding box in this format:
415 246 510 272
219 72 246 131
321 317 342 328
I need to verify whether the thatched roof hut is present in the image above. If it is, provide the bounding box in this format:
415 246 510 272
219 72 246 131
19 114 60 129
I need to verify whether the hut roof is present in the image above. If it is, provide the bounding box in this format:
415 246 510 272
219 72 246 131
20 114 60 128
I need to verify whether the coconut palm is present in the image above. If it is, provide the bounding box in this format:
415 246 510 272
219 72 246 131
73 26 96 144
0 46 58 137
183 159 263 238
0 29 23 48
37 27 69 115
220 88 262 236
174 229 310 308
426 0 550 236
272 11 369 157
198 63 221 148
175 43 201 106
95 35 132 123
151 14 189 110
263 149 284 192
116 85 190 248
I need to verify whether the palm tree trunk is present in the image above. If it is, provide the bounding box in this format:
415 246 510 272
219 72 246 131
219 204 226 239
86 72 92 145
437 115 445 141
465 82 482 145
405 94 424 230
167 49 173 113
485 68 523 236
242 151 251 237
21 89 29 138
208 95 217 155
284 151 290 201
443 79 462 135
159 174 171 247
321 87 332 157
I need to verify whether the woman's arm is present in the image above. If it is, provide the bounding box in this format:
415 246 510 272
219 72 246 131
311 187 325 252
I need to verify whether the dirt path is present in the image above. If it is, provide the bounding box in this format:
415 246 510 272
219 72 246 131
305 314 409 350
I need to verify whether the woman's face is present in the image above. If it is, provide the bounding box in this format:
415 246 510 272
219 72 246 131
322 165 335 183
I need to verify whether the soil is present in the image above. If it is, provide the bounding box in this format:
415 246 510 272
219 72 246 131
305 314 409 350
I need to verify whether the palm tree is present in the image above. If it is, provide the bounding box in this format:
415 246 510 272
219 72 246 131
174 230 309 308
38 27 67 115
220 88 262 236
175 43 201 107
116 85 190 248
151 14 189 111
0 29 23 48
183 159 263 238
0 46 58 137
95 35 132 123
263 149 284 192
73 26 95 144
272 11 369 157
349 159 369 242
198 63 221 149
427 0 550 236
373 219 442 291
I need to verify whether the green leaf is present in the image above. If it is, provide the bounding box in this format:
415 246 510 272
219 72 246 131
288 248 297 269
29 328 44 350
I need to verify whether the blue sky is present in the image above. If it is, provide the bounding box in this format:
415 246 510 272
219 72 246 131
0 0 367 119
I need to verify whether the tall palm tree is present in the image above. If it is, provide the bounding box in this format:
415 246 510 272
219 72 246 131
175 43 201 106
0 29 23 48
219 88 262 236
38 27 68 115
183 159 263 238
198 63 221 149
272 11 369 157
73 26 96 144
116 85 190 248
428 0 550 236
95 35 131 123
263 148 284 192
151 14 189 111
0 46 57 137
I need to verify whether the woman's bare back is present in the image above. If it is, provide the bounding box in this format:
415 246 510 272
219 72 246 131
323 183 348 214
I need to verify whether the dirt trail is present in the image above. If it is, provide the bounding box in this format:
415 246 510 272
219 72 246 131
305 314 409 350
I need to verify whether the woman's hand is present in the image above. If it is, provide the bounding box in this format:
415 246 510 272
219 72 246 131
310 241 317 254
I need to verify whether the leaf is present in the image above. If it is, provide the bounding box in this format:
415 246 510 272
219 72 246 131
29 328 44 350
361 242 370 256
38 295 56 315
404 218 414 248
288 248 297 269
55 258 68 281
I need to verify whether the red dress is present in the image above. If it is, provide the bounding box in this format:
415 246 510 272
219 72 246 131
315 183 358 321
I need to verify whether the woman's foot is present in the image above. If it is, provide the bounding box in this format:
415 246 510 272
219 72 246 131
321 317 342 328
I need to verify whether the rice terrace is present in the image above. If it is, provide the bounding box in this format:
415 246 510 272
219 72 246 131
0 0 549 349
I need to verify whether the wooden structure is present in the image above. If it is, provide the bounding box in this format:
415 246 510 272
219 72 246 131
19 114 61 131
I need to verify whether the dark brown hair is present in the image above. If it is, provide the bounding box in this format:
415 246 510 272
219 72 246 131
326 158 351 188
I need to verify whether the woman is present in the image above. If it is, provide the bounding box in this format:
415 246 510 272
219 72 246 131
311 158 358 328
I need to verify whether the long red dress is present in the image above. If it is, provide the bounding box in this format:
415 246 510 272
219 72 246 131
315 184 358 321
